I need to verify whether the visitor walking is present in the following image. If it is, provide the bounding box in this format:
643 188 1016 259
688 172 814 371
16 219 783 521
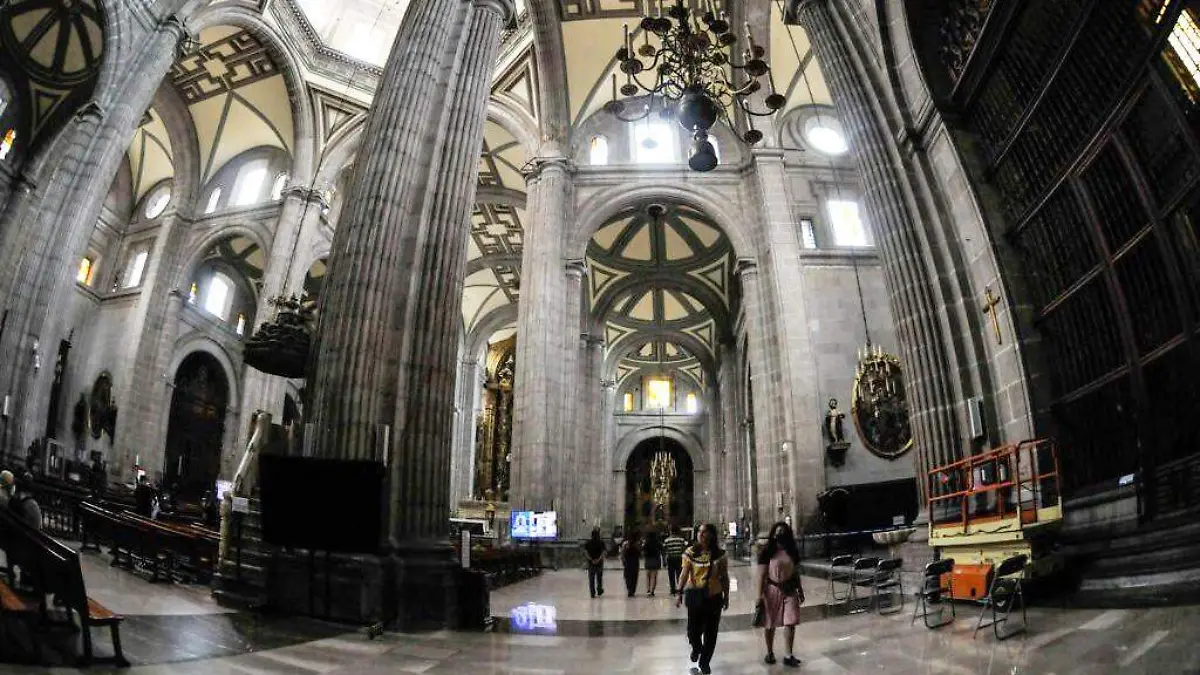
676 523 729 675
584 527 606 598
663 526 687 594
620 530 642 597
644 531 662 596
758 521 804 667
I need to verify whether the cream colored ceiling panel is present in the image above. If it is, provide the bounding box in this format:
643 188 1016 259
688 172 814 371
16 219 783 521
9 8 51 42
663 222 693 261
465 268 495 286
592 220 625 251
462 285 507 331
190 96 226 181
628 291 654 321
662 290 687 321
622 223 652 260
489 325 517 344
127 109 175 202
203 96 285 181
467 237 484 262
685 217 720 248
562 18 627 125
235 78 294 151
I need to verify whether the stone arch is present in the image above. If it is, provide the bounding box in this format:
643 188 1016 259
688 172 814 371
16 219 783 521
603 330 716 384
147 82 203 215
614 424 708 473
183 7 316 185
174 222 271 291
467 303 519 361
166 333 241 408
570 184 754 261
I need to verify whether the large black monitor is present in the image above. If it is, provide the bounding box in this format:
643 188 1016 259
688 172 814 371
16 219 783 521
258 455 384 554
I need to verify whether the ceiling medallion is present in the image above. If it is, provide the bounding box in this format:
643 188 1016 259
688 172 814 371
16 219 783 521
604 0 784 172
851 344 912 459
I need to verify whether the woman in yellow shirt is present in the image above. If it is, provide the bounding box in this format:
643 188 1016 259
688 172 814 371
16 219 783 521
675 523 729 674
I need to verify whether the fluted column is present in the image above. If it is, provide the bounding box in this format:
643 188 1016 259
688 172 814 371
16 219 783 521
558 259 586 536
581 336 606 530
508 155 573 511
307 0 513 546
236 186 328 454
792 0 960 493
0 17 191 458
450 355 482 508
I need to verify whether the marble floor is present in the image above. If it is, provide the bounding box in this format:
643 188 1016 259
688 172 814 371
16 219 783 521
5 550 1200 674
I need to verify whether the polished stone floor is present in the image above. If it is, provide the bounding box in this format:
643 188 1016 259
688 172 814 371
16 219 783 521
5 549 1200 674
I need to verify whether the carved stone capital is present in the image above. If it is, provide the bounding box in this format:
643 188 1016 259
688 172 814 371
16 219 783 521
523 155 573 184
73 101 105 124
564 258 587 279
734 257 758 279
472 0 516 23
284 184 329 209
160 15 197 56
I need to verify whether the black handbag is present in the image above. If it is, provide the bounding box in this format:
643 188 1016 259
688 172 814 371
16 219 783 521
752 599 767 627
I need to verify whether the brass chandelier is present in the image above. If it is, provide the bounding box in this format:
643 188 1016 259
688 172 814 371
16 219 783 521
605 0 786 171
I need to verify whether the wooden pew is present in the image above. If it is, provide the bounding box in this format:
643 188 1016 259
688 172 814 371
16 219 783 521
0 509 127 666
79 502 218 583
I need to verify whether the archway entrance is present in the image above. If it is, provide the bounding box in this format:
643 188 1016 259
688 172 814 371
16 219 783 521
625 436 694 535
164 352 229 501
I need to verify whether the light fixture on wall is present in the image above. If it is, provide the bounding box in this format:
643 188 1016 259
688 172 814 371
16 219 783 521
605 0 785 171
849 253 913 459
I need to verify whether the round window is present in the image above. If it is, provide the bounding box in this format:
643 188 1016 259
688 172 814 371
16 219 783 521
802 115 849 156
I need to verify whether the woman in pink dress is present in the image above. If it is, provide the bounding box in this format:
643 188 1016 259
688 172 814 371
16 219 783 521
758 521 803 667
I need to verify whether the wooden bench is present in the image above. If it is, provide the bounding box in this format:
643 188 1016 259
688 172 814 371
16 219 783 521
0 509 127 666
0 577 40 662
80 502 218 583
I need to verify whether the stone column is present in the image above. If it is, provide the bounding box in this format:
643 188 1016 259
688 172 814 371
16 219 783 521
736 259 779 532
601 380 619 527
792 0 959 489
557 259 586 537
508 155 573 511
113 208 191 479
0 17 191 458
717 344 741 524
449 355 482 508
578 334 606 532
236 186 329 455
302 0 512 627
750 150 824 526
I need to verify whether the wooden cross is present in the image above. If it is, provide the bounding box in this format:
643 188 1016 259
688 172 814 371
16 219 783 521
981 286 1002 345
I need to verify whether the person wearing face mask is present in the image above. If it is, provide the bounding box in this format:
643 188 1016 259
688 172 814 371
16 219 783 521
757 521 804 667
676 523 729 675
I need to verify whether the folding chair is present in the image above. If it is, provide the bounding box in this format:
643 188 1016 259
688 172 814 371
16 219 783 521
911 558 955 629
829 555 854 603
869 558 904 615
974 554 1028 640
847 556 880 614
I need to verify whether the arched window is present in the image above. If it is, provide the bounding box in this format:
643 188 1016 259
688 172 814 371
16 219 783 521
589 135 609 165
234 160 268 206
123 249 149 288
270 172 288 201
235 313 247 336
827 199 869 247
203 274 234 320
633 122 676 164
645 378 672 409
623 392 634 412
686 393 699 414
204 186 222 214
76 257 94 286
144 184 171 219
0 129 14 161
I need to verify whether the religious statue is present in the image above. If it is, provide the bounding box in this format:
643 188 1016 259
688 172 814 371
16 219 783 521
233 410 271 496
824 398 846 444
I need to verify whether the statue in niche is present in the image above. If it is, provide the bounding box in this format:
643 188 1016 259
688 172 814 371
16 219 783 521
824 398 851 468
824 398 846 444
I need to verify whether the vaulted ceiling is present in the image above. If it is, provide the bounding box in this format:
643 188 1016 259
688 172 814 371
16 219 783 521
126 108 174 203
168 26 294 184
587 202 734 387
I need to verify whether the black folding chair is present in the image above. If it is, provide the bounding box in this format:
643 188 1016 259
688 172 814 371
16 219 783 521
911 558 955 629
829 555 854 603
847 556 880 614
869 558 904 615
974 554 1028 640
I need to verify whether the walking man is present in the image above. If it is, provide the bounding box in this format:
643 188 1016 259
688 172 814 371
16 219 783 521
664 526 687 594
584 527 606 598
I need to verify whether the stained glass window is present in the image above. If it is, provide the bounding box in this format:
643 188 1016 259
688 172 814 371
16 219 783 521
1163 9 1200 104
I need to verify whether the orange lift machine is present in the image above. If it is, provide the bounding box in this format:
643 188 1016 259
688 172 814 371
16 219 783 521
926 439 1064 601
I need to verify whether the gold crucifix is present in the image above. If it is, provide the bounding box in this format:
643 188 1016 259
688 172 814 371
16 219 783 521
981 286 1002 345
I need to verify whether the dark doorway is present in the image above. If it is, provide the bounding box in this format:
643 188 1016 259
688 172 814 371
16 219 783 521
625 436 694 535
164 352 229 501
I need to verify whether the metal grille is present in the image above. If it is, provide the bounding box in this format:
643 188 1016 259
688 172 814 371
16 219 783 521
1036 278 1125 397
1012 187 1099 309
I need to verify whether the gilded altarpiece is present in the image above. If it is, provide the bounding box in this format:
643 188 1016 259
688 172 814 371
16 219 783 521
474 338 515 501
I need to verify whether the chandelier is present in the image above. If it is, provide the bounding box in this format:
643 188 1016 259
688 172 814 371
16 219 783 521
605 0 785 171
849 254 912 458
